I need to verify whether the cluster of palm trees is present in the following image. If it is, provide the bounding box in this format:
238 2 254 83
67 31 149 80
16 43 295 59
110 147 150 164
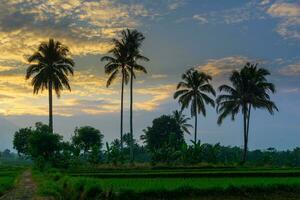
25 29 277 164
174 63 278 163
26 30 149 163
101 29 149 162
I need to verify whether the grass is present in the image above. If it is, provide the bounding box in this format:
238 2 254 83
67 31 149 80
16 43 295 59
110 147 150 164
62 177 300 191
0 177 16 195
0 165 24 196
33 168 300 200
67 167 300 178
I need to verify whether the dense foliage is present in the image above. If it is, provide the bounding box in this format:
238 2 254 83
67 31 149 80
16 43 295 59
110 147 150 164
11 118 300 168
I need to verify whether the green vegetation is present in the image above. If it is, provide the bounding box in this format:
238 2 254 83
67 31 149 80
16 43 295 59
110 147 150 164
33 168 300 200
12 121 300 168
0 166 23 195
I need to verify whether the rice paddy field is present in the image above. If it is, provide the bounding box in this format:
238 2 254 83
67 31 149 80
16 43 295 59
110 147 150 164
0 166 23 196
34 167 300 200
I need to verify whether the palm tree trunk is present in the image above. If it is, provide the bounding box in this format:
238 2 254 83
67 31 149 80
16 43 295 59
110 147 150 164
246 104 251 145
242 106 248 164
48 81 53 133
129 67 134 163
194 110 198 145
120 73 124 152
194 96 198 145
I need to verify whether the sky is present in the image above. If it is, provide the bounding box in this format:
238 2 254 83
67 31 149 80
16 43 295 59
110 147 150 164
0 0 299 151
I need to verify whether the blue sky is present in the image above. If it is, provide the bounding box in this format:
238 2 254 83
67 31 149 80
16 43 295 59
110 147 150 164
0 0 299 150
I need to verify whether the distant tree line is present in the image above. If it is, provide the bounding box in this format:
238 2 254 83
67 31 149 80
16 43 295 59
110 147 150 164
13 115 300 168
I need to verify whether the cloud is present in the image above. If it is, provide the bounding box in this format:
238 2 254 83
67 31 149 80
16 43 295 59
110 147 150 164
260 0 270 6
192 2 265 25
281 88 300 93
0 67 175 116
279 63 300 76
197 56 250 77
134 84 175 111
151 74 168 79
193 15 208 24
267 3 300 17
168 0 185 10
266 2 300 41
0 0 154 64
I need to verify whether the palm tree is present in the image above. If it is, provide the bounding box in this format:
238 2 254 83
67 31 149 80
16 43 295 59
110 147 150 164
101 38 130 152
172 110 193 135
121 29 149 163
216 62 278 164
174 68 216 144
26 39 74 132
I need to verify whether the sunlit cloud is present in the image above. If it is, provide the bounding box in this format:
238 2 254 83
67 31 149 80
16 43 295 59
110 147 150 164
0 0 154 64
279 63 300 76
168 0 186 10
151 74 168 79
267 2 300 41
134 84 175 111
192 2 265 25
197 56 250 77
0 67 175 115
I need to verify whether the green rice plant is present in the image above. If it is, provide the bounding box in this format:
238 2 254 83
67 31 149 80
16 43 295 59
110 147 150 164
33 168 300 200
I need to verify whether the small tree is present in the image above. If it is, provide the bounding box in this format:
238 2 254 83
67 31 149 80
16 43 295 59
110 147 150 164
13 127 33 157
28 123 62 163
141 115 185 163
72 126 104 158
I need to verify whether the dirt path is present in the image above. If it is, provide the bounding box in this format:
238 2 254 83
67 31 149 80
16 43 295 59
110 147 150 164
0 170 37 200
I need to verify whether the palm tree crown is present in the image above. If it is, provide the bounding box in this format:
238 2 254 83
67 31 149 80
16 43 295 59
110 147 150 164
101 39 130 87
121 29 149 74
174 68 216 143
26 39 74 96
216 63 278 124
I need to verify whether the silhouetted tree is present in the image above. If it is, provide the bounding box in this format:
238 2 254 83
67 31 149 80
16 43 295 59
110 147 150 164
101 37 130 152
120 29 149 163
28 122 62 167
26 39 74 132
72 126 103 155
141 115 185 153
172 110 193 135
217 63 278 164
174 68 215 144
13 127 33 157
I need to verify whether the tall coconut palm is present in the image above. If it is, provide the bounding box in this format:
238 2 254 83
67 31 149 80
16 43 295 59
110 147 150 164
174 68 216 144
216 62 278 164
121 29 149 163
172 110 193 135
26 39 74 132
101 38 130 152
